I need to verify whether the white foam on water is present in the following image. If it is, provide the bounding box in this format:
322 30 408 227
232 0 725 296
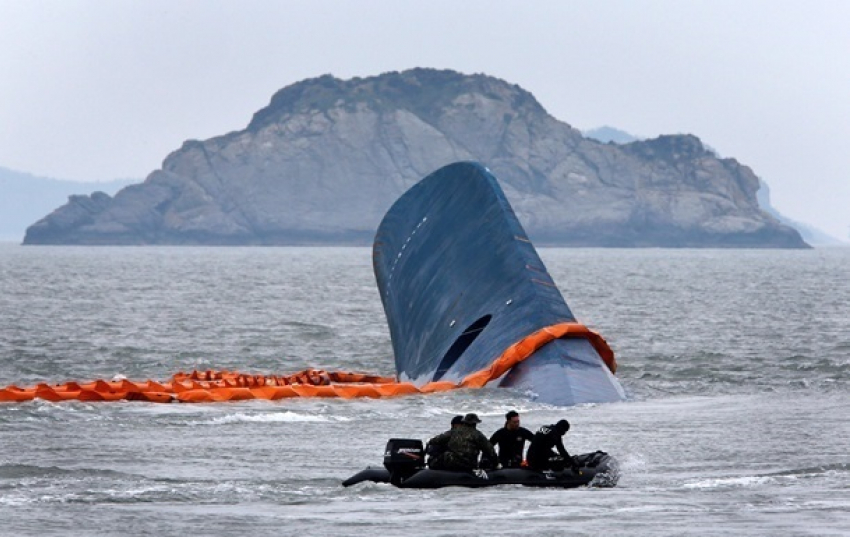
683 475 775 489
0 495 34 506
192 411 351 425
618 452 648 473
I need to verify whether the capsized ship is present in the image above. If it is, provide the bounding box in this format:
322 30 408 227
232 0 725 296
373 162 625 406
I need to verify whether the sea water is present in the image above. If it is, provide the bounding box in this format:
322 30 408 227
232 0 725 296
0 245 848 536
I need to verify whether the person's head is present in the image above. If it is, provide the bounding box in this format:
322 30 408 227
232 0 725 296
450 415 464 427
505 410 520 430
555 419 570 435
462 413 482 428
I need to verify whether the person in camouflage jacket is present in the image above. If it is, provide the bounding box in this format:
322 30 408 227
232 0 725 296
426 413 498 471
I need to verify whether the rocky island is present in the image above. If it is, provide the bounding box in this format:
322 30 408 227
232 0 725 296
24 69 807 248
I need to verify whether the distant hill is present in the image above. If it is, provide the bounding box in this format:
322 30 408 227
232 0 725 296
0 167 136 242
24 69 807 248
756 180 846 246
583 126 641 145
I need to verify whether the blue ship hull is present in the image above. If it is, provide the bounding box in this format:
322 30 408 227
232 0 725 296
372 162 625 406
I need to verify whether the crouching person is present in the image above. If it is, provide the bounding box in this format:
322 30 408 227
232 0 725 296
527 419 580 473
425 415 463 466
427 413 498 472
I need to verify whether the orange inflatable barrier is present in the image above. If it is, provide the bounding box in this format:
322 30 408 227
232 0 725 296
0 322 615 404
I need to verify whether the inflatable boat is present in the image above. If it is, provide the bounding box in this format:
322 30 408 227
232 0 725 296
342 438 619 489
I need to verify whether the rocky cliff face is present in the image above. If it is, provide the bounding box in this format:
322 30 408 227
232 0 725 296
24 69 807 247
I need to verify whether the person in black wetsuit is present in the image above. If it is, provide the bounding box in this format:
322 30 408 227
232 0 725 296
489 410 534 468
526 419 580 473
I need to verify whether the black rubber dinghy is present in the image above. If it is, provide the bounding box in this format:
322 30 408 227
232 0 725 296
343 439 619 489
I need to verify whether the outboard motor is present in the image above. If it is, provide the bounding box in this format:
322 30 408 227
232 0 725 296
383 438 424 485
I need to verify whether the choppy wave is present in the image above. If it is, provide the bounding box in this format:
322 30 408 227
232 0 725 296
0 463 130 480
191 411 353 425
683 463 850 490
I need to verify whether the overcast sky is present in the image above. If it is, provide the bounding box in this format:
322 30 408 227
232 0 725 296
1 0 848 239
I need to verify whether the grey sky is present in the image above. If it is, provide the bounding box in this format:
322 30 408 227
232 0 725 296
1 0 847 238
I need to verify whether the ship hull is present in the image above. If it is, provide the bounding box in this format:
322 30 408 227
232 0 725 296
372 162 625 405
